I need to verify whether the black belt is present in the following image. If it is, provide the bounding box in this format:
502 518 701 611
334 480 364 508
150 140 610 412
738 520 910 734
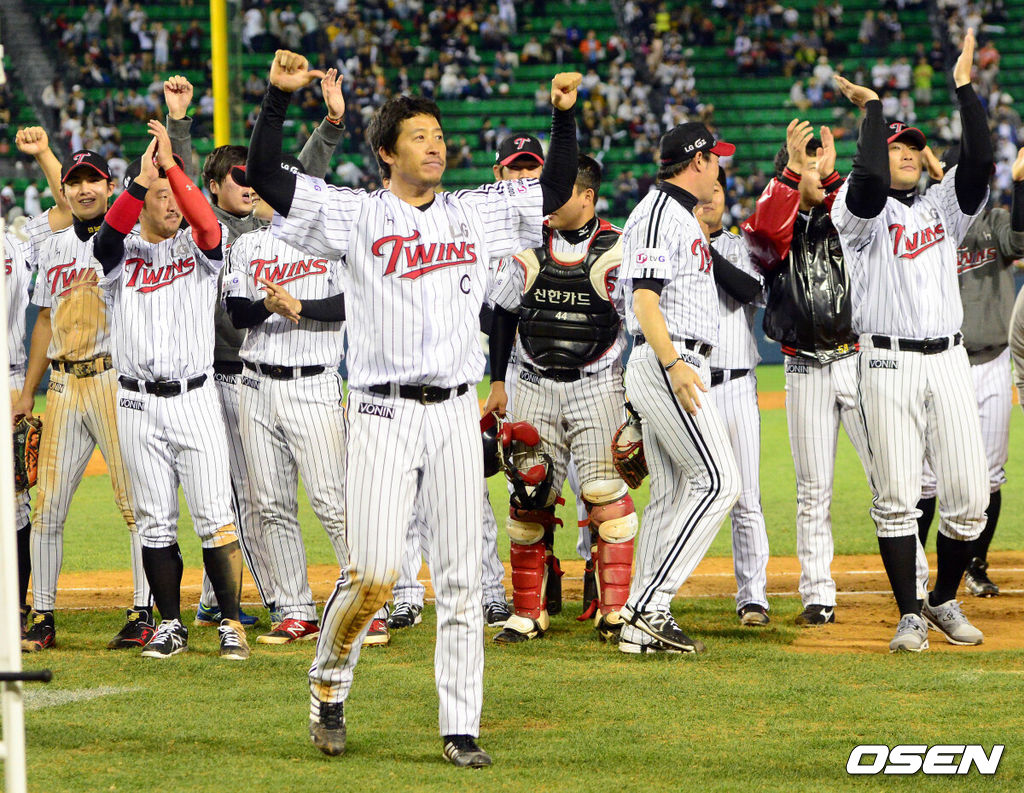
634 335 712 359
119 374 207 397
521 361 584 383
710 368 750 387
214 361 244 376
52 354 113 378
870 333 961 355
368 383 469 404
244 362 326 379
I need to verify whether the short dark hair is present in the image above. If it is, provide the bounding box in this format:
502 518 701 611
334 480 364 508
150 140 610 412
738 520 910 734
202 145 248 203
773 137 822 178
575 154 602 196
366 95 443 180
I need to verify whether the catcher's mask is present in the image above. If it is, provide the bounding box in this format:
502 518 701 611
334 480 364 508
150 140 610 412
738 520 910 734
481 412 502 478
499 419 554 509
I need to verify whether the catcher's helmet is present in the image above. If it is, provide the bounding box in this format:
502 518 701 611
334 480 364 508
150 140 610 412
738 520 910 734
499 420 554 509
481 412 501 478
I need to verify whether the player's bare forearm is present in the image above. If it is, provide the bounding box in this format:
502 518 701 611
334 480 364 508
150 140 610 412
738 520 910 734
37 149 72 230
14 311 53 419
633 289 677 368
482 381 508 417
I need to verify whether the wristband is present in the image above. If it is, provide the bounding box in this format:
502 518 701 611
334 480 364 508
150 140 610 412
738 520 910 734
663 357 683 371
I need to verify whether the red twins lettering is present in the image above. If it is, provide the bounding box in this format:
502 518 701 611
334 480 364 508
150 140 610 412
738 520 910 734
691 238 713 273
888 222 946 260
4 258 10 276
253 256 328 286
124 255 196 292
46 258 99 296
372 230 478 280
956 246 997 274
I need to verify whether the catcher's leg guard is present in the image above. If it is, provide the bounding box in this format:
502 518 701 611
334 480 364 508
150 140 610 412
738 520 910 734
578 550 599 622
583 480 637 639
509 541 546 619
543 525 563 616
497 506 558 642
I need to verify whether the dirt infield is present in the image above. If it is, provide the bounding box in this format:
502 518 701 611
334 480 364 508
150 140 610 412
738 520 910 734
49 551 1024 654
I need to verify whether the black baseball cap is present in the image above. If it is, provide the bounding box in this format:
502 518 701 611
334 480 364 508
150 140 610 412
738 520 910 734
886 120 927 149
61 150 111 183
495 134 544 167
939 143 960 171
123 151 187 189
230 155 306 187
659 122 735 166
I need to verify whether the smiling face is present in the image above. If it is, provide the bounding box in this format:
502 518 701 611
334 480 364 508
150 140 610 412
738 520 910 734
798 155 826 208
139 177 182 240
61 170 113 221
888 140 923 190
380 113 447 190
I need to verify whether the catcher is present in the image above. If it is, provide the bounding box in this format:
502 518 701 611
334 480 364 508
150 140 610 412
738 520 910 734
483 155 636 644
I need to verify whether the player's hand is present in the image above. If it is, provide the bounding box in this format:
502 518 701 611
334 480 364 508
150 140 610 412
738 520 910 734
137 137 160 187
953 28 976 88
147 120 177 171
785 119 813 173
922 145 945 181
550 72 583 110
833 74 879 109
164 75 194 120
269 50 326 93
321 68 345 122
665 360 706 415
11 392 34 424
1011 147 1024 182
483 382 508 417
15 127 50 157
258 276 302 323
818 126 837 176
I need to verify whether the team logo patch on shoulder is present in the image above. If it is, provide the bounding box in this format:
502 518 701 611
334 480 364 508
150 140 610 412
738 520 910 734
633 248 669 267
868 359 898 369
358 402 395 419
118 397 144 410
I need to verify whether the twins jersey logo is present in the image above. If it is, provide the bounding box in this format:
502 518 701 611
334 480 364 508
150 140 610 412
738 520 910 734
358 402 395 419
46 258 99 297
252 256 329 286
888 222 946 260
3 257 10 276
371 230 478 280
690 238 713 273
124 256 196 293
957 246 997 274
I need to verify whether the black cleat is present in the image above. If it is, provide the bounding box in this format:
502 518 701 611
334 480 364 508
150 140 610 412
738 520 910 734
443 735 492 768
108 607 156 649
621 607 704 653
738 603 770 627
310 701 346 756
386 602 423 629
21 610 55 652
545 555 563 616
964 558 999 597
794 604 835 626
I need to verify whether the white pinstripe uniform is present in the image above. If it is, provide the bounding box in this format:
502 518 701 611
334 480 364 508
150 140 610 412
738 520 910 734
22 211 148 612
6 235 32 530
832 167 988 545
707 228 770 611
272 175 544 737
223 227 349 623
101 225 238 551
618 185 741 647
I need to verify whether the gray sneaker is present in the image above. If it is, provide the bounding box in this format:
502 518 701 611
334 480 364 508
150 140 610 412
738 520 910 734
889 613 929 653
922 598 984 646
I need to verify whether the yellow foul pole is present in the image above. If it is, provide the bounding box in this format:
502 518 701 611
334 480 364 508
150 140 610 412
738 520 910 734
210 0 229 146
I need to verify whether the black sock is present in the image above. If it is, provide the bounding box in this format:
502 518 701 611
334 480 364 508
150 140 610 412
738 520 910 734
142 544 184 622
17 523 31 608
931 532 973 605
203 542 242 623
877 535 919 615
916 496 936 548
972 489 1000 562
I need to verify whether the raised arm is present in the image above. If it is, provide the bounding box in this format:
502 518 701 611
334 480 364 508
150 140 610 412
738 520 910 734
94 139 158 274
952 29 994 215
539 72 582 214
297 68 345 179
15 127 71 231
164 75 199 184
834 74 887 218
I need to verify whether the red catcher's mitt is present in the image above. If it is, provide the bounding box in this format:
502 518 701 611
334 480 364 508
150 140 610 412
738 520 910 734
13 415 42 493
611 403 647 489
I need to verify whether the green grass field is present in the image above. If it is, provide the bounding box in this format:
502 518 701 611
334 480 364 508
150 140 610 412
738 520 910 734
15 365 1024 791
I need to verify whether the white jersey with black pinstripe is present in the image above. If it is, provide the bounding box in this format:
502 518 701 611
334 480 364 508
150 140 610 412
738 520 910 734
272 176 544 389
831 165 985 337
5 234 31 371
619 184 718 347
223 226 345 367
708 229 762 370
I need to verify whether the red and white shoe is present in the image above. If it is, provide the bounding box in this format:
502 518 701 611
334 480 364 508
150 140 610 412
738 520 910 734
256 618 320 645
363 618 390 647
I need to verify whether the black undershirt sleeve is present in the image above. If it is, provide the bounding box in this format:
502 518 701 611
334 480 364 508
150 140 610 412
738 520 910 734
1012 181 1024 231
632 278 666 296
954 84 994 215
247 86 296 216
225 296 272 329
711 247 762 304
479 303 494 336
539 107 579 214
299 293 345 322
845 99 889 219
489 305 519 382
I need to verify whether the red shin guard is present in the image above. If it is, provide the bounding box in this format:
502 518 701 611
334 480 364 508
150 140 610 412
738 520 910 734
597 537 634 614
510 541 547 619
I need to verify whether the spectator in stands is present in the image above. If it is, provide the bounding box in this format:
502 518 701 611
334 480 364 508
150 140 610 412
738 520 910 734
23 182 41 218
521 36 543 65
913 57 934 104
580 30 603 66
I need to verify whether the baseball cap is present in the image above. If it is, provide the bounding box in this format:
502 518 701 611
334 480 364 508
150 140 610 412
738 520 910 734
61 150 111 183
123 151 187 189
230 155 306 187
886 120 927 149
495 134 544 167
939 143 960 171
659 122 736 166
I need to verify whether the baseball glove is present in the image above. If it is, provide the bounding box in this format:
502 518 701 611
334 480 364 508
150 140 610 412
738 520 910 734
611 402 647 489
13 415 42 493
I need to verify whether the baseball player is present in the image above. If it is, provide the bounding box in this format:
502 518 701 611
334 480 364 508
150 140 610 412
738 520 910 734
485 154 635 644
700 170 772 626
222 172 348 645
915 143 1024 597
93 124 248 661
742 121 872 627
831 29 991 652
616 122 742 654
12 130 153 653
244 50 580 766
167 72 345 627
5 232 32 626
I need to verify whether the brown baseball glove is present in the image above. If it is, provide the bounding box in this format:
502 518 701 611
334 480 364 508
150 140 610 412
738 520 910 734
13 415 42 493
611 402 647 489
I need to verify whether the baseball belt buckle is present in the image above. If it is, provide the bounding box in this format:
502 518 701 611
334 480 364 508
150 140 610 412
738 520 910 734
419 385 446 404
267 365 288 378
71 360 95 378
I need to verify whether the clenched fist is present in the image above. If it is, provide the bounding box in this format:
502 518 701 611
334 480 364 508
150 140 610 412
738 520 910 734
269 50 326 93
